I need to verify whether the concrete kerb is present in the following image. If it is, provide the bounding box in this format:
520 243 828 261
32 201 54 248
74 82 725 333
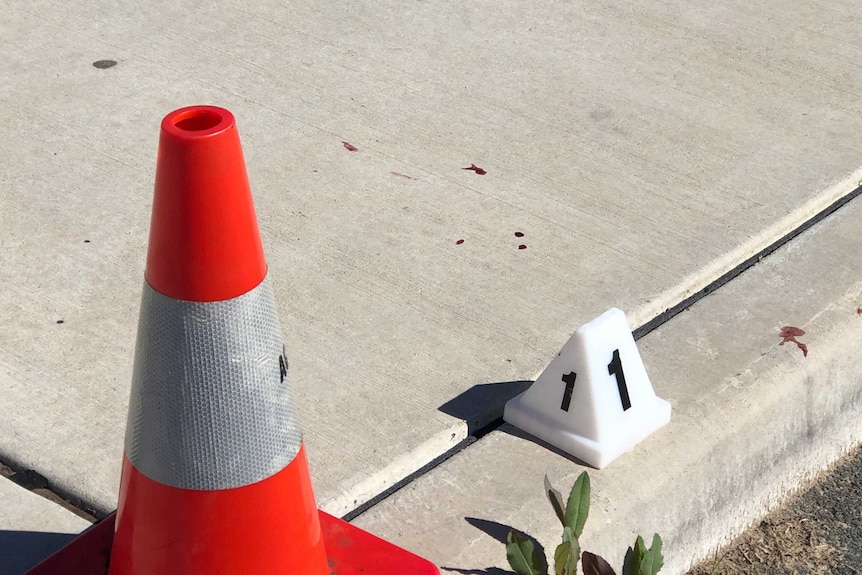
353 197 862 574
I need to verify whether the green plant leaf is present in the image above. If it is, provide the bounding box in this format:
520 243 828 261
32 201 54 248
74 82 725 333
545 474 567 527
564 471 590 537
582 551 617 575
621 536 644 575
639 534 664 575
553 542 571 575
553 527 580 575
507 530 548 575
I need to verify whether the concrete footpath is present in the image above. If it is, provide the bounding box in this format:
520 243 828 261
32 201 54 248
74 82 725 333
2 0 862 573
3 0 862 519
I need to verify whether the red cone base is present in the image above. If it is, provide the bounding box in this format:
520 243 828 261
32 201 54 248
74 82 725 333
25 508 439 575
109 447 328 574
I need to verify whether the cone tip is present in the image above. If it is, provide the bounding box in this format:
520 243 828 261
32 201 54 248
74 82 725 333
146 105 266 302
161 106 235 141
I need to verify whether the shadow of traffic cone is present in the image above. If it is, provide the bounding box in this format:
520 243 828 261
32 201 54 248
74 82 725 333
25 106 439 575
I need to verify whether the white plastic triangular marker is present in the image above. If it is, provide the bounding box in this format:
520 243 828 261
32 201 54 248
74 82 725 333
503 308 671 468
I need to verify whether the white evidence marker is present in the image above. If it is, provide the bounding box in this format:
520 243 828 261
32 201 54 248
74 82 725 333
503 308 671 469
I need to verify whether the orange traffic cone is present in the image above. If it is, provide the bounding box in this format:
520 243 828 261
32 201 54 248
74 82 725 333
25 105 439 575
108 104 329 574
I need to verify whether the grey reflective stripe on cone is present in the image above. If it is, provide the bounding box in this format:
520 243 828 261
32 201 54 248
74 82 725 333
125 276 302 490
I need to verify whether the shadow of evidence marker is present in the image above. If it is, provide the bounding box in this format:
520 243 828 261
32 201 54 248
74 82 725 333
438 380 533 436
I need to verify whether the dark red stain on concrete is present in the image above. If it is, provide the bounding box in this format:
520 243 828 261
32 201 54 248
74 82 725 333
778 326 808 357
342 141 359 152
455 239 465 245
462 164 486 175
857 307 862 315
514 231 524 237
518 244 527 250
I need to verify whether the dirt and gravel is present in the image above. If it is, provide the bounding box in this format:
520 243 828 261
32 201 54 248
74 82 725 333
687 444 862 575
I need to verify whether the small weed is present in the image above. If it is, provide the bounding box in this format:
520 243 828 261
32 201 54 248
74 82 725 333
505 472 663 575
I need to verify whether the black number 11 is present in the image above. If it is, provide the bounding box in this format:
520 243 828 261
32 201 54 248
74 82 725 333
607 349 631 411
559 349 632 412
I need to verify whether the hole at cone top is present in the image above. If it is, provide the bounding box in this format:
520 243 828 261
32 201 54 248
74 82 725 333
173 109 223 132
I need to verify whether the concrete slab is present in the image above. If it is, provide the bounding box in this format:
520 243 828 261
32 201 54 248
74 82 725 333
353 195 862 573
2 0 862 516
0 477 91 575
